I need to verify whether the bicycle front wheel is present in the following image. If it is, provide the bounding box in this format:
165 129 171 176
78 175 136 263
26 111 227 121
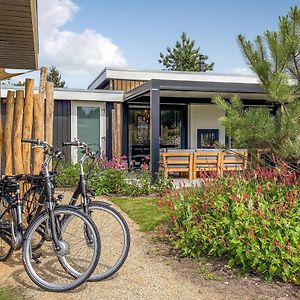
61 200 130 281
22 206 100 292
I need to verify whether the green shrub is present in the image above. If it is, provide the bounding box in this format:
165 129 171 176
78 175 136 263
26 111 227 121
88 169 172 196
162 167 300 283
55 162 80 187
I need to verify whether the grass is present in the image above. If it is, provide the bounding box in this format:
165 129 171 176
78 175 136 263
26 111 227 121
110 197 171 231
0 286 21 300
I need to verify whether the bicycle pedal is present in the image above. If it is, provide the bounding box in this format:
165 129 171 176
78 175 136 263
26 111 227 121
32 252 42 263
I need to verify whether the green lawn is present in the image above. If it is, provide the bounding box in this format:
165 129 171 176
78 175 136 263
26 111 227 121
110 197 171 231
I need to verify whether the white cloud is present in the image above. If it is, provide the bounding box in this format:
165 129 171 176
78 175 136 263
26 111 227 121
38 0 127 78
230 67 253 75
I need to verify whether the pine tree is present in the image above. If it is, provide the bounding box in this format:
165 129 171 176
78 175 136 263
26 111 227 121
47 66 66 88
213 6 300 163
158 32 214 72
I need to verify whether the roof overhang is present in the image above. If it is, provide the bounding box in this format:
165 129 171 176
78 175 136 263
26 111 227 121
125 79 267 102
0 0 38 70
88 67 260 90
0 85 124 102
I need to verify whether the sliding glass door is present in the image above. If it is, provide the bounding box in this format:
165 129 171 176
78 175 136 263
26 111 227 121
128 106 185 167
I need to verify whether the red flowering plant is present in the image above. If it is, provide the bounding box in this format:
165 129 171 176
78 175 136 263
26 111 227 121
161 165 300 284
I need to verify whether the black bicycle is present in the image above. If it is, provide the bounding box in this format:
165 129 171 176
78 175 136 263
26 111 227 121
0 138 101 292
60 140 130 281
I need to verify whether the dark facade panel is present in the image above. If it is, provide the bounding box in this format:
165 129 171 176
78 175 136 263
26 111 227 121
53 100 71 161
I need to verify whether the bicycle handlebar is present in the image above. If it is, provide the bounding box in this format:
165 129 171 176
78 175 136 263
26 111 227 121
63 140 98 159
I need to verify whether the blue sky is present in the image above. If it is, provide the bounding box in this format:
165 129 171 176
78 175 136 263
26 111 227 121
70 0 298 72
13 0 300 88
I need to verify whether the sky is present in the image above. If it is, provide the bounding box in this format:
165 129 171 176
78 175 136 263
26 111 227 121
10 0 300 88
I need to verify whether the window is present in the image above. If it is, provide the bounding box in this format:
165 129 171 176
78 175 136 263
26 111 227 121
197 129 219 148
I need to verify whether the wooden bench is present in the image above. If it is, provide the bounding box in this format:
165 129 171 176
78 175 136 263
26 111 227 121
221 149 248 175
161 149 248 180
161 150 194 180
193 149 222 178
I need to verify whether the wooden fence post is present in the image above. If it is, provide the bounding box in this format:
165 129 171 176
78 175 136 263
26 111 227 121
33 94 44 174
13 90 24 174
4 91 14 175
45 82 54 169
45 82 54 144
23 79 34 174
39 67 47 136
0 96 3 175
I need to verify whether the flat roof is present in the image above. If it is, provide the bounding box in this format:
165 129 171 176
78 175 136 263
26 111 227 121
88 67 260 90
0 0 38 69
0 85 124 102
125 79 266 102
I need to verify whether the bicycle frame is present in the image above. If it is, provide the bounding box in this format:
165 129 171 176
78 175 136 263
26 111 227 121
69 153 91 214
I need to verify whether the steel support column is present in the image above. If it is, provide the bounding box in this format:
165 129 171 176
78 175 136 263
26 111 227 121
150 81 160 181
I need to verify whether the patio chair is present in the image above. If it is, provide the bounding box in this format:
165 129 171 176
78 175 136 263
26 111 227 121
161 149 194 180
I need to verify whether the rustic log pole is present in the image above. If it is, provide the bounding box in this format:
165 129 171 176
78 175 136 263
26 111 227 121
45 82 54 144
39 67 48 120
23 79 34 174
13 90 24 174
0 94 3 176
4 91 15 175
112 109 116 157
45 82 54 169
33 94 44 175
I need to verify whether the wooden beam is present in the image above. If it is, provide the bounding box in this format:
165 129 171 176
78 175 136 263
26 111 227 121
22 78 34 174
115 103 122 158
13 90 24 174
4 91 14 175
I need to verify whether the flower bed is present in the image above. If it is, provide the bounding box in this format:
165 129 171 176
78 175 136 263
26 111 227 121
161 166 300 283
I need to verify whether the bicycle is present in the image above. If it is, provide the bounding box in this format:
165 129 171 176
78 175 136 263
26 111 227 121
59 140 131 281
0 138 101 292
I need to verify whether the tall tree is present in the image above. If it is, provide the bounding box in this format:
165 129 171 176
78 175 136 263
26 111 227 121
158 32 214 72
47 66 66 88
213 6 300 163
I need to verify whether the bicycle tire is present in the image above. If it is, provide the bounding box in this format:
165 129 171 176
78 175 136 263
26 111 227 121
60 200 130 281
22 206 101 292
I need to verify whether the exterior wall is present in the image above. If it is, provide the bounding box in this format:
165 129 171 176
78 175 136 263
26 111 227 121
188 104 225 148
112 79 145 92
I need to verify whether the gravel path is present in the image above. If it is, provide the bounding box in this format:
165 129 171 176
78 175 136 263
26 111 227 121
0 196 299 300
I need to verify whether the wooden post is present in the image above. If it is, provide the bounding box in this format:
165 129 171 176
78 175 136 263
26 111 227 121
112 109 117 157
13 90 24 174
45 82 54 144
4 91 14 175
45 82 54 169
23 79 34 174
33 94 44 174
39 67 47 111
0 95 3 176
115 103 122 158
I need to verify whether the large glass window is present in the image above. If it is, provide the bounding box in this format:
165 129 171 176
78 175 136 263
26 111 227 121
77 106 100 154
128 107 184 167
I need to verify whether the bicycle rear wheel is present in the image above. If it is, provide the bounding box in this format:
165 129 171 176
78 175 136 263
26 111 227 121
22 206 100 292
